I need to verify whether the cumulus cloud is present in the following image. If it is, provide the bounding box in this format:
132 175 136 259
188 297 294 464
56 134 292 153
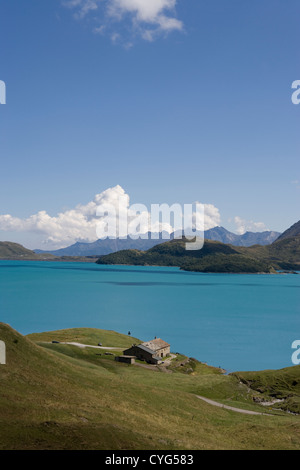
200 203 221 231
234 216 267 235
0 185 221 250
63 0 183 44
0 186 128 249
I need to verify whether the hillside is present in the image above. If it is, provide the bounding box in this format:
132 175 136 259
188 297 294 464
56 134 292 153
265 236 300 269
96 238 275 273
0 241 53 260
232 366 300 414
276 220 300 242
1 322 300 450
27 327 142 348
0 241 98 262
238 235 300 271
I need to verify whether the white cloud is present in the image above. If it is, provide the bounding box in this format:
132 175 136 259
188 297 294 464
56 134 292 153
234 216 267 235
108 0 182 28
201 203 221 231
0 185 221 250
108 0 177 22
63 0 98 19
0 186 128 249
63 0 183 44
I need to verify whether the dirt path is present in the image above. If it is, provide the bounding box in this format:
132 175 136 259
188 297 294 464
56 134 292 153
195 395 273 416
134 363 158 371
58 342 123 350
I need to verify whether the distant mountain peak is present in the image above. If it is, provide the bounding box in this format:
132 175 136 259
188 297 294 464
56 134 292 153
204 227 280 247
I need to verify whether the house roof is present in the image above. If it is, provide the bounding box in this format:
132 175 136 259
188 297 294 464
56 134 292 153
141 338 170 352
136 344 156 355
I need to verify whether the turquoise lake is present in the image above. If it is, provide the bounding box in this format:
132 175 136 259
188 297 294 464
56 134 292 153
0 260 299 372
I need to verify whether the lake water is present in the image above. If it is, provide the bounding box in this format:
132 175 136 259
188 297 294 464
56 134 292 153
0 260 299 372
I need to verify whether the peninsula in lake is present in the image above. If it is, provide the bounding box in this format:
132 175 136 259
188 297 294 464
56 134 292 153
96 220 300 274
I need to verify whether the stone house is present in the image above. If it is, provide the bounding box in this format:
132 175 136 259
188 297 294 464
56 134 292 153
123 338 170 364
142 338 170 358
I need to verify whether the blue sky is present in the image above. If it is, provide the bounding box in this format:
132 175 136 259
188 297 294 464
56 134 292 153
0 0 299 249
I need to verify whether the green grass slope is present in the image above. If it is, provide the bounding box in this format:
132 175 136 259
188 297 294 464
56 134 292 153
1 323 300 450
232 366 300 414
267 236 300 270
27 327 141 348
237 236 300 270
0 241 99 262
0 241 49 260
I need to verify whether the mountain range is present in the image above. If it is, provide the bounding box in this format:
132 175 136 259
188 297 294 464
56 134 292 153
34 226 281 257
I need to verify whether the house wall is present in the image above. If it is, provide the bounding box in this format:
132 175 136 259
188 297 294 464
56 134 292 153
124 346 157 364
124 344 170 363
156 346 170 357
115 356 135 364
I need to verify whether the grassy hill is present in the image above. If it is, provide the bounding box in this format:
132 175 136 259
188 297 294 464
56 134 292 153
238 236 300 271
0 241 52 260
1 323 300 450
0 241 100 262
268 236 300 269
232 366 300 414
27 327 142 348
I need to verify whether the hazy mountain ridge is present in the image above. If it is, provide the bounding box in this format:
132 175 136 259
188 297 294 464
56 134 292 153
34 226 281 257
204 226 280 246
34 231 173 257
